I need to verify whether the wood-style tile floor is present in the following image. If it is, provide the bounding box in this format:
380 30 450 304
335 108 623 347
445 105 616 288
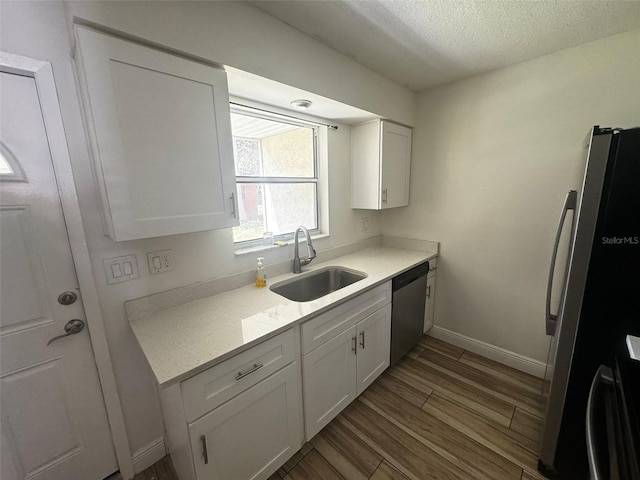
134 335 548 480
132 455 177 480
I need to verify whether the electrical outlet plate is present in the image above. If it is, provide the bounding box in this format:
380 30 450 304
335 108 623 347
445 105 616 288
104 254 139 285
147 249 175 274
361 216 370 231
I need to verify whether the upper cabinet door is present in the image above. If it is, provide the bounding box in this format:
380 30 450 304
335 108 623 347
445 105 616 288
75 27 238 241
351 119 412 210
380 121 411 209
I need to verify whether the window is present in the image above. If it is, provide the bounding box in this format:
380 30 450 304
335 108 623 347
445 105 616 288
0 143 26 182
0 152 13 175
231 108 319 244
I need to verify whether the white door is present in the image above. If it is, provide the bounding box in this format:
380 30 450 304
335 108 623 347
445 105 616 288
0 71 117 480
302 326 357 439
189 363 302 480
355 305 391 396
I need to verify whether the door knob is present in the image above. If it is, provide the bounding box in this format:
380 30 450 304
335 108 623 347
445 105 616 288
58 291 78 305
47 319 85 346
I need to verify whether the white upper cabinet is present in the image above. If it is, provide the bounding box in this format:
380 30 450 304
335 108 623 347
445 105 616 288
351 119 412 210
75 27 238 241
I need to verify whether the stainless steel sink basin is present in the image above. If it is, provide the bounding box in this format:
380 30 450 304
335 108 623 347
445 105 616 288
270 267 367 302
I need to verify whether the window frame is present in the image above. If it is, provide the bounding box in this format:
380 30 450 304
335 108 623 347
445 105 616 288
230 104 321 247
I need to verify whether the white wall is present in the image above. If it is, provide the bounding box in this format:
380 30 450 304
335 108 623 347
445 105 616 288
382 29 640 363
65 0 416 126
1 0 414 462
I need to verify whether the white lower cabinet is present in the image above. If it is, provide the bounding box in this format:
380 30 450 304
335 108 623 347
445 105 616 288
302 302 391 439
160 328 303 480
356 304 392 395
189 363 302 480
160 283 394 479
302 326 358 439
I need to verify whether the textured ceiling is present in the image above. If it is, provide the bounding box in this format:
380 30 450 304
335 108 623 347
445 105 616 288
249 0 640 91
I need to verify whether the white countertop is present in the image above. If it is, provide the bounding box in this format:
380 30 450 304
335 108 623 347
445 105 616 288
130 246 436 387
627 335 640 360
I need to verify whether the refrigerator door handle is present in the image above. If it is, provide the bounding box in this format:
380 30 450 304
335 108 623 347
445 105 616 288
545 190 577 335
585 365 614 480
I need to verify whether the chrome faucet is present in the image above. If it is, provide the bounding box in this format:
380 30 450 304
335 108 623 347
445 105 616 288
293 226 316 273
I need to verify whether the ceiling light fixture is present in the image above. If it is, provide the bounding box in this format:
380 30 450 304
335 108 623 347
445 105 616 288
290 99 312 110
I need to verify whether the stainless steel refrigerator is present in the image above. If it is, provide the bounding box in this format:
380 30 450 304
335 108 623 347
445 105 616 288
538 126 640 478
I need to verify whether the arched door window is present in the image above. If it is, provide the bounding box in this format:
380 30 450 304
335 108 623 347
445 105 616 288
0 142 26 182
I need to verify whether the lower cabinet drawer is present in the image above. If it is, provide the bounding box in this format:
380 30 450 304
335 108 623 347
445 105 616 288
182 328 298 422
188 362 302 480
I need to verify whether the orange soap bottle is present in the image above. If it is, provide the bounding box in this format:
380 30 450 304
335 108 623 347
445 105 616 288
255 257 266 288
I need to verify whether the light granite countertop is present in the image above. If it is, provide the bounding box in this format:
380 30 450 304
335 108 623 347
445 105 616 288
130 246 437 387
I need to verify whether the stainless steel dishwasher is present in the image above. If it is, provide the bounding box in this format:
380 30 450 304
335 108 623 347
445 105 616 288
390 261 429 365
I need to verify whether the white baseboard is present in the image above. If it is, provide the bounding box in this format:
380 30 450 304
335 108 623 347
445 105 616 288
132 437 166 474
428 326 546 378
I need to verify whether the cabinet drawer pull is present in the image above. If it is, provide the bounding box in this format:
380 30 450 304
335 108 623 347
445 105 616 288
201 435 209 464
359 331 365 349
426 285 431 299
236 363 264 380
352 335 357 354
382 188 388 204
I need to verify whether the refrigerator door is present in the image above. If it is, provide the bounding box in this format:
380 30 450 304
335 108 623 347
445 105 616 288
538 128 612 475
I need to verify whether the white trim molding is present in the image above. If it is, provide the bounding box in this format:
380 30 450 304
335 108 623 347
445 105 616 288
0 51 135 479
132 437 166 474
428 326 546 378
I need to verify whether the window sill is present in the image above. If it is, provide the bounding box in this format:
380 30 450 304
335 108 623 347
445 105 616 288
234 233 330 257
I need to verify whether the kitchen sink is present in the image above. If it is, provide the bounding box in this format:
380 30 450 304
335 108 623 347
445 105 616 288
270 267 367 302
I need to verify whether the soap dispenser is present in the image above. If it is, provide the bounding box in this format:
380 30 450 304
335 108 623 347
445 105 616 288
255 257 266 288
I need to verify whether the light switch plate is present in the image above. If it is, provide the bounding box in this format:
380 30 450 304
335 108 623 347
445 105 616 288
147 249 175 275
104 254 139 285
